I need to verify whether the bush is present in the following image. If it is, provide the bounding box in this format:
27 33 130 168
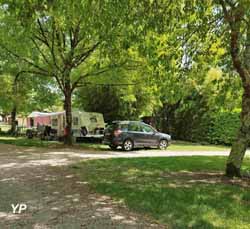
207 111 240 145
169 109 241 146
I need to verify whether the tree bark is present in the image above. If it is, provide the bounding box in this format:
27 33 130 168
10 105 17 134
63 80 73 145
10 73 19 135
224 9 250 176
226 86 250 177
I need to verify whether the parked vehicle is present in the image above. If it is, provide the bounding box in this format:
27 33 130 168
103 121 171 151
26 110 105 138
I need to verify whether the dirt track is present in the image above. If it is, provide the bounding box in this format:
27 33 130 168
1 143 247 228
0 144 164 229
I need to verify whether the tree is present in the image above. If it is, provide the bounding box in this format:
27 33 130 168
217 0 250 177
74 69 161 122
0 0 131 144
0 47 60 133
127 0 249 176
161 0 250 177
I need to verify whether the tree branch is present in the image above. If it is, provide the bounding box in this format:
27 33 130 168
72 41 100 68
219 0 246 82
76 82 140 88
35 19 62 74
31 37 52 68
0 43 50 75
71 62 127 92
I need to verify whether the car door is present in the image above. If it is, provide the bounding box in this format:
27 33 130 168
128 122 144 146
140 124 159 146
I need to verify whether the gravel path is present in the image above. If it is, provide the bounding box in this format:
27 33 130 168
0 143 246 228
0 144 167 229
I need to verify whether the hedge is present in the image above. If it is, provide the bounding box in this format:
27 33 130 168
207 111 241 145
170 110 241 146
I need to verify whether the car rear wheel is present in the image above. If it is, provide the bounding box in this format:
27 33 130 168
109 145 118 150
122 139 134 151
159 139 168 150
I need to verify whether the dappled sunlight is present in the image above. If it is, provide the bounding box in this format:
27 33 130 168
65 174 74 178
0 163 18 169
0 143 249 228
26 159 70 166
88 194 160 227
0 212 21 220
45 151 79 156
33 223 50 229
0 177 17 182
160 171 250 188
78 157 250 228
122 168 140 176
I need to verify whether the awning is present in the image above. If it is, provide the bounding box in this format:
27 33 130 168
28 111 65 118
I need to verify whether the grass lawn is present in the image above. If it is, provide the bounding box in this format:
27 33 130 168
169 140 229 151
72 157 250 228
0 136 108 149
0 136 62 147
0 136 230 151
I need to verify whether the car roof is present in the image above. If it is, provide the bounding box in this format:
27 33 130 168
112 120 145 125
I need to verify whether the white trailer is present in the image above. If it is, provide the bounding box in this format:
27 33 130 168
49 110 105 137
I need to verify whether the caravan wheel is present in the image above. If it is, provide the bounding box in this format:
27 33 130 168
81 127 88 136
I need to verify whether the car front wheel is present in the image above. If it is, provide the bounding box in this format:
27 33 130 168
159 139 168 150
122 139 134 151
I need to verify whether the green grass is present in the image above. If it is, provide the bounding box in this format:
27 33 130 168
72 157 250 228
0 136 229 152
0 136 109 149
169 140 229 151
0 136 62 147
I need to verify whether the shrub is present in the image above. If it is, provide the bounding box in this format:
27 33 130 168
169 109 240 146
207 111 240 145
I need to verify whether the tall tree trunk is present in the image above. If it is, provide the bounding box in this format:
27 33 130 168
10 73 19 135
10 105 17 134
63 79 73 145
226 86 250 177
224 10 250 177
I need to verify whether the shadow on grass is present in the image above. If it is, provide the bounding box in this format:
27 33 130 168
73 156 250 228
0 137 60 147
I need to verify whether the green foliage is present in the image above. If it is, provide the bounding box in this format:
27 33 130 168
0 0 247 149
207 111 241 145
171 109 241 146
75 81 161 122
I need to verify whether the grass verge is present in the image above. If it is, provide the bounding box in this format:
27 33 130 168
0 136 62 147
169 140 229 151
72 156 250 228
0 136 230 151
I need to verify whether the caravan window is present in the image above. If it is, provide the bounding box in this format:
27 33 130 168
51 118 58 126
63 116 65 127
30 118 34 127
90 116 97 123
73 117 79 126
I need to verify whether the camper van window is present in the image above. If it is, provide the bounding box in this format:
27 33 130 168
73 117 79 126
90 117 97 123
52 118 58 126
